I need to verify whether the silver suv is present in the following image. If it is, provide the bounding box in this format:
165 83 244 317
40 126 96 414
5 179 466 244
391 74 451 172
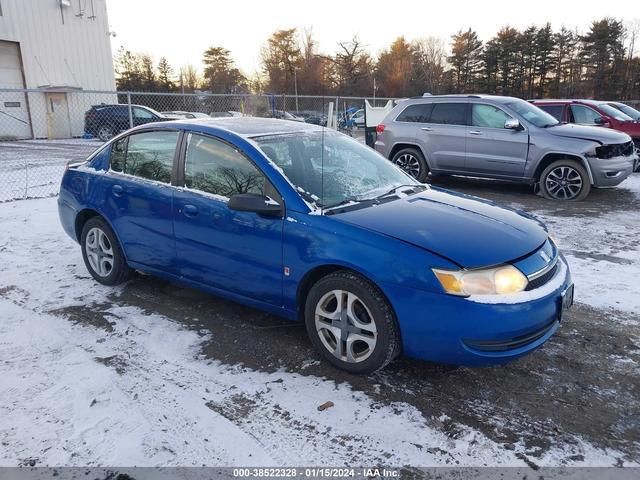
375 95 637 201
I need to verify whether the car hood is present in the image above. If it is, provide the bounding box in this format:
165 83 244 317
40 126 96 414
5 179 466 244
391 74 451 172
334 189 548 269
545 123 630 144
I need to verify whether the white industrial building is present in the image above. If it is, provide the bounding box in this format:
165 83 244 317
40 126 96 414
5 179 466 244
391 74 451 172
0 0 116 139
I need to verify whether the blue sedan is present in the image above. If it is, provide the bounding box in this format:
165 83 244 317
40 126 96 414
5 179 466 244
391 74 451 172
58 118 573 373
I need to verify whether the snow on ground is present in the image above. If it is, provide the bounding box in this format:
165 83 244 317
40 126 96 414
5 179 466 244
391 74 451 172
0 195 636 467
529 177 640 316
0 198 521 467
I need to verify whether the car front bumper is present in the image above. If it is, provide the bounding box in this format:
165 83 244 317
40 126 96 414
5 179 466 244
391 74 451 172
587 155 635 187
380 257 572 366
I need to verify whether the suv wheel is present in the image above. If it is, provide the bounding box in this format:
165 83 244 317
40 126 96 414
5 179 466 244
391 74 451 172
540 159 591 201
81 217 132 285
304 270 401 374
97 125 114 142
391 148 429 182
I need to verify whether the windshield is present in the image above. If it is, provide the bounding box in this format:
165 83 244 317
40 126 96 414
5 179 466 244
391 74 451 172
255 131 420 209
611 103 640 120
598 103 634 121
505 99 559 128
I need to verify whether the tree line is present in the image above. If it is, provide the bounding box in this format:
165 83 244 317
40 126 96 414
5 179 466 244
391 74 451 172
114 17 640 100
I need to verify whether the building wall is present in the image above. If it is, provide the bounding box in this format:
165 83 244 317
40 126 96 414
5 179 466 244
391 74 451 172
0 0 117 138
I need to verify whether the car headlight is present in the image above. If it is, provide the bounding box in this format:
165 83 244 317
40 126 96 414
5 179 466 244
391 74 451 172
433 265 528 296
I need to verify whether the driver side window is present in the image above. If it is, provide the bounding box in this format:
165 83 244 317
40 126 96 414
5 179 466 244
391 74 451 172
471 104 512 129
184 133 266 198
570 105 600 125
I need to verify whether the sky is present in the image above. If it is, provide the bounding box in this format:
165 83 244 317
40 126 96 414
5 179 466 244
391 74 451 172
106 0 639 75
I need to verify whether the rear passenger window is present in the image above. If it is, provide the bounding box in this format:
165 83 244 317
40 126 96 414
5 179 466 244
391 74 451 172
396 104 433 123
428 103 467 125
538 105 564 121
109 130 178 184
184 133 265 198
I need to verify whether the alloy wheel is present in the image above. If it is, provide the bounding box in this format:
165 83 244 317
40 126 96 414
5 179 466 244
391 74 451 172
85 227 114 277
545 166 583 200
314 289 377 363
97 126 112 142
394 153 421 179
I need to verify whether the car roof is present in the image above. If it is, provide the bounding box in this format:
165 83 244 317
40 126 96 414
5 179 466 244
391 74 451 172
404 94 522 104
531 99 604 106
151 116 322 138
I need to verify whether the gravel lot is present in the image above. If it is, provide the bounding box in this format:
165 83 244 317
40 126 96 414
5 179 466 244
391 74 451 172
0 140 638 468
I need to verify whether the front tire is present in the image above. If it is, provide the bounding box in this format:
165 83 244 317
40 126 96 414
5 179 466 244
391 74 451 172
539 159 591 201
304 270 401 374
391 148 429 182
80 217 132 285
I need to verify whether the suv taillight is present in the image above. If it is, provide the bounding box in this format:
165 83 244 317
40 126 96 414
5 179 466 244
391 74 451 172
376 124 385 134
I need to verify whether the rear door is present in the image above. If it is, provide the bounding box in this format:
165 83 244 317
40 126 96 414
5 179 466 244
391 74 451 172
465 103 529 176
416 101 468 171
172 132 284 305
101 129 179 272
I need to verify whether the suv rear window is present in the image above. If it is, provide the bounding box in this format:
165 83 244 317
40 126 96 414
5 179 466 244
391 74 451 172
396 104 433 123
428 103 467 125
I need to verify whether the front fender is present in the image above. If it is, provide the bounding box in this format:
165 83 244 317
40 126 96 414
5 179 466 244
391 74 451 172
281 211 457 311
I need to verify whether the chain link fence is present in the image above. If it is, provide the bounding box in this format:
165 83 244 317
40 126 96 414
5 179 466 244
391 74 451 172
0 88 395 202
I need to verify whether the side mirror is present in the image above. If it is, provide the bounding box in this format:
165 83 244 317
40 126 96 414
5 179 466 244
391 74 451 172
504 118 522 130
594 116 604 125
228 193 283 217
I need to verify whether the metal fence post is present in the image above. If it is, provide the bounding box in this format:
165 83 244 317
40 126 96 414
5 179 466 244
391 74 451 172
127 92 133 129
24 158 28 199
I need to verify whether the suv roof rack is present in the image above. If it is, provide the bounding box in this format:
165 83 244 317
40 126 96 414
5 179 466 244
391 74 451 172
408 94 483 99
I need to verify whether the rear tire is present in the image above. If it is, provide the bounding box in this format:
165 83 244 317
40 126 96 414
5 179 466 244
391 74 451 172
97 125 114 142
391 148 429 183
80 217 132 286
304 270 401 374
539 159 591 201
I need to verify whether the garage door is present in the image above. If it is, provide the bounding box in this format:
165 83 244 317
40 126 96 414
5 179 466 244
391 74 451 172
0 41 31 139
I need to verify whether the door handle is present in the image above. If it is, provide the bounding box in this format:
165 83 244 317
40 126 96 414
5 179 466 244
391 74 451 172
112 184 124 197
420 127 433 132
182 204 199 218
469 130 483 135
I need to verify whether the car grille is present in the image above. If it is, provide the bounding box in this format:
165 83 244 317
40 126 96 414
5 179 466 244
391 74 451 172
525 262 558 291
596 141 635 159
463 319 557 352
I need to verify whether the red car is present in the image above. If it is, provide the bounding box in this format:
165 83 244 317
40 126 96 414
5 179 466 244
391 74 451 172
531 99 640 151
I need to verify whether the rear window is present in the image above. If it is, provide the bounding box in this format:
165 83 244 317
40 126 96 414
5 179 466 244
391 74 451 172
428 103 467 125
109 130 179 183
396 103 433 123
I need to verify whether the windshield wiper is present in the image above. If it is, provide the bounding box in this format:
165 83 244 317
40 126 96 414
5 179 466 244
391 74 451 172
323 198 372 212
323 184 426 215
364 183 426 201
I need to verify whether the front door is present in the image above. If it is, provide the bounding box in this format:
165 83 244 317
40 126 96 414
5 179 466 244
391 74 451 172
45 92 71 139
465 103 529 176
172 132 284 306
